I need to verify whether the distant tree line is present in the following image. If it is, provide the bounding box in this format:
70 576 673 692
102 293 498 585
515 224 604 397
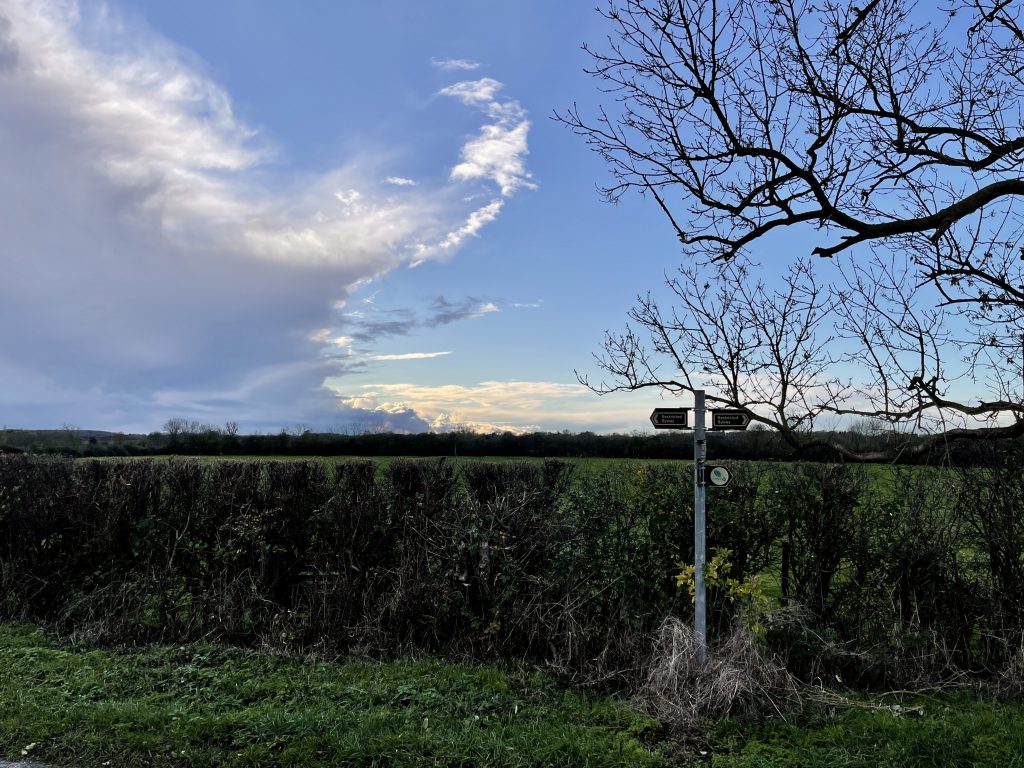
2 421 1022 465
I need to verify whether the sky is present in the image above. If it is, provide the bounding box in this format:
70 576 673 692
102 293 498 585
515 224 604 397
0 0 703 436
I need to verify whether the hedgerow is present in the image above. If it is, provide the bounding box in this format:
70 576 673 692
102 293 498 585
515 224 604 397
2 454 1023 690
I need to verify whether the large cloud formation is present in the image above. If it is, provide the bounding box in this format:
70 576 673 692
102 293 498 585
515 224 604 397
0 1 532 432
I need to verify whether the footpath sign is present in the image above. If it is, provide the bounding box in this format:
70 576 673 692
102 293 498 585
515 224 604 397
711 409 751 430
649 408 690 428
647 395 751 665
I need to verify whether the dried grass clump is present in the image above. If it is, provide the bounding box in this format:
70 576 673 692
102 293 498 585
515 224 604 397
995 640 1024 696
640 617 801 733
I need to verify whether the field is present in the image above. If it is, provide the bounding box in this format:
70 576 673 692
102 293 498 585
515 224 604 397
90 453 688 471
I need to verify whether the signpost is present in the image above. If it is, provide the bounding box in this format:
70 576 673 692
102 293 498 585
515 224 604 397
711 409 751 430
693 392 707 665
649 396 750 666
650 408 690 429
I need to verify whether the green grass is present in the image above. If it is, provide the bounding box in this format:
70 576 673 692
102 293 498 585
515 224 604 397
6 629 1024 768
0 624 667 768
708 694 1024 767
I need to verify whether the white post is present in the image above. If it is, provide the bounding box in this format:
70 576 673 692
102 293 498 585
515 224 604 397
693 389 707 665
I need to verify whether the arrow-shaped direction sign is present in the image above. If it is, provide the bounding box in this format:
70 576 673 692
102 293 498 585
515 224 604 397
710 409 751 431
650 408 690 429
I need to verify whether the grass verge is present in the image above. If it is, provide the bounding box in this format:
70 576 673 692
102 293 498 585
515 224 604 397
708 693 1024 767
5 622 1024 767
0 624 667 768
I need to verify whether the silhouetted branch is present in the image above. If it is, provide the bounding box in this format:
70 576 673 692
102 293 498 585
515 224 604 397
563 0 1024 457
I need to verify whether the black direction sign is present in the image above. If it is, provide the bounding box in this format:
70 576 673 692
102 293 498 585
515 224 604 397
650 408 690 429
711 409 751 431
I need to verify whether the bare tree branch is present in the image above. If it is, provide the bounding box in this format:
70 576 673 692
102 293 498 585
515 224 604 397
563 0 1024 458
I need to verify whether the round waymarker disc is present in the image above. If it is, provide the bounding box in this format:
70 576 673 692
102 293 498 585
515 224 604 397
708 466 731 486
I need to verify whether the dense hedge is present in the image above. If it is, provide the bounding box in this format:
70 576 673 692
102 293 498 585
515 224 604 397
2 454 1023 688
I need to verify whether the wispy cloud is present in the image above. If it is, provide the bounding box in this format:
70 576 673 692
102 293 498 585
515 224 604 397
384 176 417 187
426 296 499 326
334 295 498 348
411 200 503 263
370 351 452 361
409 76 535 259
431 56 481 72
440 78 504 106
347 323 416 345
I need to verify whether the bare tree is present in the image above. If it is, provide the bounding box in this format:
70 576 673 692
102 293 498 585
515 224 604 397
562 0 1024 456
60 422 81 448
581 259 843 434
163 418 187 440
163 418 216 437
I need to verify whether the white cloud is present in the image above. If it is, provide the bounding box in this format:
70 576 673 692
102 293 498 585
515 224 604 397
0 4 535 275
0 1 534 431
431 57 481 72
334 188 362 206
334 380 593 434
370 351 452 361
412 200 504 263
398 76 536 265
441 78 535 197
429 411 535 435
450 121 532 195
0 2 467 276
442 80 532 184
440 77 504 106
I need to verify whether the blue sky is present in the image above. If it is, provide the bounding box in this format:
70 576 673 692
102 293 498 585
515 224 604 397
1 0 695 435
